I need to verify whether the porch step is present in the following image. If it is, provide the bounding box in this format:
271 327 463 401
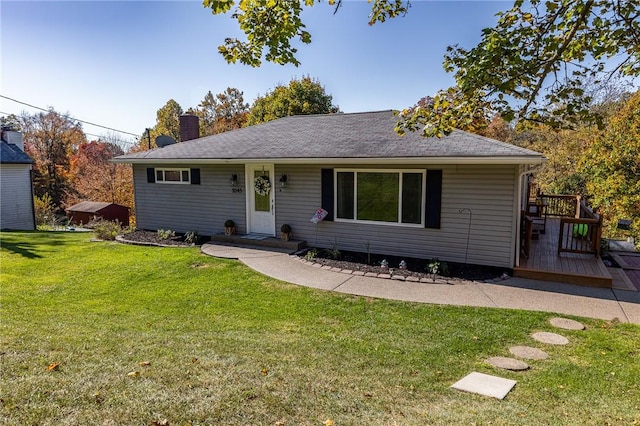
209 233 306 252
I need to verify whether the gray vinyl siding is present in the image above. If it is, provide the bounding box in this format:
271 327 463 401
275 164 517 268
0 164 35 230
133 162 518 268
133 164 246 235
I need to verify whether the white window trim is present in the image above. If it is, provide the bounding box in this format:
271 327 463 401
156 168 191 184
334 168 426 228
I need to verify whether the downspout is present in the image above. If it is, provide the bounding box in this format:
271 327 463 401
515 168 534 268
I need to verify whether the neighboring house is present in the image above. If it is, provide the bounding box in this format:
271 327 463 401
66 201 130 227
0 129 35 231
113 111 546 269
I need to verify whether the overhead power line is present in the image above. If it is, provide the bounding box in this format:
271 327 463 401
0 94 141 138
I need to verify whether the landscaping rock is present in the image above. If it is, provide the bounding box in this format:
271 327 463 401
509 346 549 360
485 356 530 371
532 331 569 345
549 317 585 330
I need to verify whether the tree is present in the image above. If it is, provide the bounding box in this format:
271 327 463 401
155 99 183 141
205 0 639 137
203 0 408 67
21 109 86 211
69 138 133 210
193 88 249 136
582 90 640 244
246 76 339 125
1 114 21 131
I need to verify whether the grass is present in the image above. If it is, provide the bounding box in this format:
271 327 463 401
1 231 639 425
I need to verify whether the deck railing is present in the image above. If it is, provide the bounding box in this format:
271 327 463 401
556 198 602 257
523 194 603 257
540 194 579 217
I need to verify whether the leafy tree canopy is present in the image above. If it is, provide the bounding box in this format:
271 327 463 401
21 109 86 210
191 87 249 136
205 0 639 137
246 76 339 125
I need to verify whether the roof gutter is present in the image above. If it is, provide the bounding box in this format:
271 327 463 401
112 156 547 166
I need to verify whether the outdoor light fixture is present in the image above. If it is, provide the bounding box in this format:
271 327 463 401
230 173 238 187
279 174 288 188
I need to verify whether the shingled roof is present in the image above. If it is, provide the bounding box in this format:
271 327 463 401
114 110 545 165
1 141 34 164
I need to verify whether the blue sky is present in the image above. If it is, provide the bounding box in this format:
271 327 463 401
1 1 508 147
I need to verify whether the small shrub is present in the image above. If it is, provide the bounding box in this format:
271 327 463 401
323 237 341 260
34 193 64 230
426 258 448 279
157 229 175 240
280 224 292 233
304 248 319 260
184 230 199 244
93 219 122 241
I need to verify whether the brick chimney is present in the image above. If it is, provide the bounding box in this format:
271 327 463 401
179 114 199 142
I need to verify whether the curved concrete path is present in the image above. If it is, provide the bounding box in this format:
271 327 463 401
201 243 640 324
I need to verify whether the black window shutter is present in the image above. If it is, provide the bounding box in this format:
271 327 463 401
425 169 442 229
321 168 334 221
190 168 200 185
146 167 155 183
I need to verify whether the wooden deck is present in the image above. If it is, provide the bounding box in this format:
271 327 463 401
514 217 613 288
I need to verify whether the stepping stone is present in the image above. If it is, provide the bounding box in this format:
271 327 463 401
509 346 549 360
550 317 585 330
451 372 517 400
532 331 569 345
485 356 529 371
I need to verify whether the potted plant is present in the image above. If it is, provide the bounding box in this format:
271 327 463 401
280 224 292 241
224 219 236 236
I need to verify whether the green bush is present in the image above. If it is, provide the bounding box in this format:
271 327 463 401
184 230 199 244
33 193 62 230
157 229 175 240
92 219 122 241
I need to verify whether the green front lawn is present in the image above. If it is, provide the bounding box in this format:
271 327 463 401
1 232 639 425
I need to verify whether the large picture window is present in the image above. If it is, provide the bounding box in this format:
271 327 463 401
335 169 425 226
155 168 191 184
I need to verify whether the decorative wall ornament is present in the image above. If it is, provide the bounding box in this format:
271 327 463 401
254 175 271 196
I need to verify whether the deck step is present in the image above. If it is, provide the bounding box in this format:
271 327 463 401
209 233 306 252
513 267 612 288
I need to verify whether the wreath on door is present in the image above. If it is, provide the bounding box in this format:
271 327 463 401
254 175 271 196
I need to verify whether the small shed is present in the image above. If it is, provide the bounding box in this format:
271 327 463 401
66 201 129 227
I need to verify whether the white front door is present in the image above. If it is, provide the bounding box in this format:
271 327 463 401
246 164 275 235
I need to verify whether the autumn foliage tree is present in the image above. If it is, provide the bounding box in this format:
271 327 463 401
69 139 134 211
21 109 86 212
582 90 640 243
204 0 639 137
193 87 249 136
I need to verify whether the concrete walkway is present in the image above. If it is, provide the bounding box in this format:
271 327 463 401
201 243 640 325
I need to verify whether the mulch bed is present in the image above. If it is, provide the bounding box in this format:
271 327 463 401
118 230 205 247
299 248 510 282
119 231 509 282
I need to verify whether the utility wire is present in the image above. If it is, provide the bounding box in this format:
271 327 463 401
0 94 141 138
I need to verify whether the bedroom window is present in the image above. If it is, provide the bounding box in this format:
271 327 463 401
335 169 425 226
155 168 191 184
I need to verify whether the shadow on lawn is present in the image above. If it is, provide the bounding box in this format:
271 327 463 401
0 231 72 259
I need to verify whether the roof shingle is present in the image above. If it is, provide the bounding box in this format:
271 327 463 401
115 110 544 163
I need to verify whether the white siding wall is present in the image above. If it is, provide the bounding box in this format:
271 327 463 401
0 164 35 230
275 164 517 268
133 164 247 235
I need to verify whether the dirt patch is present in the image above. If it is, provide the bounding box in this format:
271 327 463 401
299 248 510 282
